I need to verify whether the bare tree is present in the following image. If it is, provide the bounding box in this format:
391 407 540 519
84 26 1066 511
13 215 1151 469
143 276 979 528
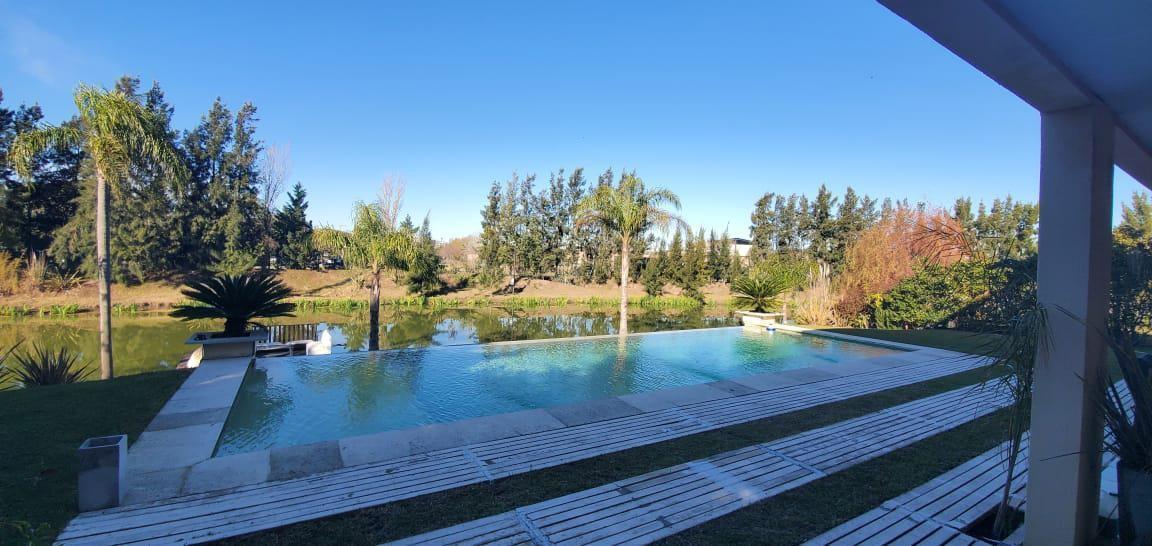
260 143 292 212
378 175 406 228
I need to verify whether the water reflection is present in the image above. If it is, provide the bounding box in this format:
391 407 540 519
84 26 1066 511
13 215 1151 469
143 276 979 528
0 307 738 378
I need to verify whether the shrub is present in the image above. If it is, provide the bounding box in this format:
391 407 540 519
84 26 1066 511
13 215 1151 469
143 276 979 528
6 347 94 387
837 207 966 321
869 260 989 329
170 272 295 336
0 253 19 296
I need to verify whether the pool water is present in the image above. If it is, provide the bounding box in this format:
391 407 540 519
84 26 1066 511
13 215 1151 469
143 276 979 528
215 327 900 455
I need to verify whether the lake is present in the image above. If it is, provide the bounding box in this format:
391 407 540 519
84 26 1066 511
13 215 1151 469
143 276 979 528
0 307 740 378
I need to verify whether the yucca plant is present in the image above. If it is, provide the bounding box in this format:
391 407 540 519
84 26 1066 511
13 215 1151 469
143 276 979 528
7 347 94 387
169 273 295 337
731 270 795 313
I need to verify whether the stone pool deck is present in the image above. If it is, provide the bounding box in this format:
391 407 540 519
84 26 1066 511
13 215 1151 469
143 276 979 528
57 328 989 544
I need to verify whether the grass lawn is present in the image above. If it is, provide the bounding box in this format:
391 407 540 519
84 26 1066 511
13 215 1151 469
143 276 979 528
0 370 189 544
820 327 1001 355
223 362 1002 545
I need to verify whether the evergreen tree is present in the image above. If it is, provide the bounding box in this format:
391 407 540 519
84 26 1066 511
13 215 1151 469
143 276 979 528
1116 192 1152 249
749 192 778 258
953 197 974 227
406 216 445 294
728 250 745 281
706 230 729 282
274 182 313 267
667 229 685 285
641 243 667 296
806 184 838 264
0 92 82 259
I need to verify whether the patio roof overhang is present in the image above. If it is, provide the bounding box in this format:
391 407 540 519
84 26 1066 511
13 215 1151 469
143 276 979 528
878 2 1152 544
880 0 1152 188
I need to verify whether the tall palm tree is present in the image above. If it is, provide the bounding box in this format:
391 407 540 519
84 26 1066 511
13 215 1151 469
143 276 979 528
9 84 187 379
575 173 684 334
313 202 413 350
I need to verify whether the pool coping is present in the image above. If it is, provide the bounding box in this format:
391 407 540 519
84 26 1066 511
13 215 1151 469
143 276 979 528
117 326 963 505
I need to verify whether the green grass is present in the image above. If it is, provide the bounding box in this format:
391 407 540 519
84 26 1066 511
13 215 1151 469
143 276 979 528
819 327 1001 355
0 370 189 544
221 364 999 545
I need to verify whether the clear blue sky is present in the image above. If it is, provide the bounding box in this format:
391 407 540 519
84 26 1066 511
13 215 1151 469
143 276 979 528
1 0 1144 239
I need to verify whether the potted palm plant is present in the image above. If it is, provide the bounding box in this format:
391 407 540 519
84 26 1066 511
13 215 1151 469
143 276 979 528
1100 249 1152 544
170 272 295 361
1098 342 1152 544
731 269 795 328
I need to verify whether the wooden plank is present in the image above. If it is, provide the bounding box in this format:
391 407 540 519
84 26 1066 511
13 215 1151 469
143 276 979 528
385 383 1000 546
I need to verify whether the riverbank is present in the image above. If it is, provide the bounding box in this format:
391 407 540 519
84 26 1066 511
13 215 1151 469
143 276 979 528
0 270 734 315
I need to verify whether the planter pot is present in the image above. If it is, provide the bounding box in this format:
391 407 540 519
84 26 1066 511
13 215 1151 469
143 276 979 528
737 311 785 330
1118 463 1152 545
185 331 268 362
78 435 127 511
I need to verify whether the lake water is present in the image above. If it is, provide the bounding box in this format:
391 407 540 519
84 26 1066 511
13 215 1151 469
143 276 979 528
216 327 901 455
0 308 739 378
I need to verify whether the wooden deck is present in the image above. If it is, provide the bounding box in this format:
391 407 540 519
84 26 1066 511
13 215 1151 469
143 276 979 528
387 384 1011 546
56 352 983 545
805 386 1131 546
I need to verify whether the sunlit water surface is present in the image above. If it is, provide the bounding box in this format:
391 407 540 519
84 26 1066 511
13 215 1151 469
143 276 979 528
216 328 900 455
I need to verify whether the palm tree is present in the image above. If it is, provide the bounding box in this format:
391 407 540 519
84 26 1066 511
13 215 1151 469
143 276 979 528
575 173 684 334
9 84 187 379
313 202 413 350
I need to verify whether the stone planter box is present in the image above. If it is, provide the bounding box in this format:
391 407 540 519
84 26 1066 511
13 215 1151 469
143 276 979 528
1118 463 1152 545
737 311 785 330
186 331 268 362
78 435 127 511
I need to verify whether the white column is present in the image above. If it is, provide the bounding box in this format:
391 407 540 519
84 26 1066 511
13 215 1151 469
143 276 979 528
1026 105 1113 545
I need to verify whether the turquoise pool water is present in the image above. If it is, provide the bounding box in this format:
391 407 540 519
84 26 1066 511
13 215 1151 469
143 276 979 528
215 327 900 455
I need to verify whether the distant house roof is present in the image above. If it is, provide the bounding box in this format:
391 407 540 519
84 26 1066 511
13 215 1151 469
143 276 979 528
729 237 752 245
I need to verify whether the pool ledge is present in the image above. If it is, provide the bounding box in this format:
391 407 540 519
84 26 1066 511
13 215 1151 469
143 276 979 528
121 357 250 504
120 329 969 505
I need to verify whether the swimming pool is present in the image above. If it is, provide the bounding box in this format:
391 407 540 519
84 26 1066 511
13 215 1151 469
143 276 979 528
215 327 901 455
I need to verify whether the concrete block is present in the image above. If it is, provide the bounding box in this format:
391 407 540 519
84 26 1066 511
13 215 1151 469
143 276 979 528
269 441 343 481
184 449 271 494
409 409 565 454
545 397 643 427
617 383 732 412
339 429 418 467
78 435 127 512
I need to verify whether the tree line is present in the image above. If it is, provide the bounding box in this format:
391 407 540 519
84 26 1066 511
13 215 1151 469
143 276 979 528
477 173 1041 302
0 77 315 285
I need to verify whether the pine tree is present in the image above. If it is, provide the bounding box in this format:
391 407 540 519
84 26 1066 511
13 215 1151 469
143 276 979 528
749 192 778 258
641 243 667 296
667 229 685 285
274 182 312 268
805 184 838 264
0 92 82 258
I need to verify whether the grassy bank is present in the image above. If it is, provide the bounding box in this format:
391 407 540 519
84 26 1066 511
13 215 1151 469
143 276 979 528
0 370 189 544
0 270 733 318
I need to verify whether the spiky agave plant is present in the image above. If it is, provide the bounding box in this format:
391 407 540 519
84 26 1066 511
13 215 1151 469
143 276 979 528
169 273 295 337
8 347 94 387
